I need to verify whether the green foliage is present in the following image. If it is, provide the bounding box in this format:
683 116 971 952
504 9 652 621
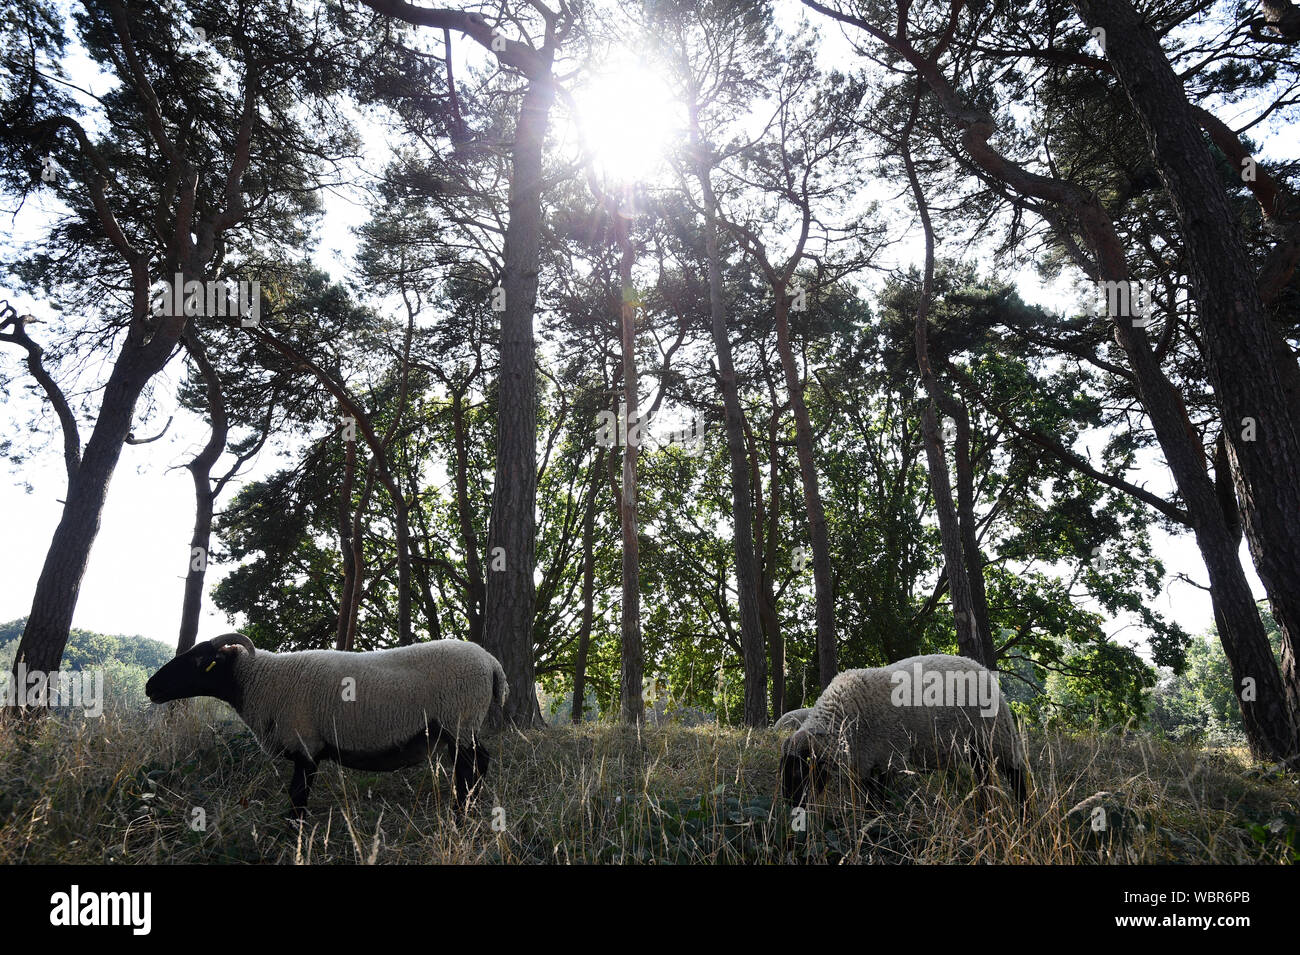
0 617 171 711
1241 812 1300 864
1146 612 1285 747
207 257 1188 729
1039 641 1158 727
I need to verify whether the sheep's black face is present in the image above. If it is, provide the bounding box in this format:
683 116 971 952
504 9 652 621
780 732 828 806
781 749 811 805
146 641 241 705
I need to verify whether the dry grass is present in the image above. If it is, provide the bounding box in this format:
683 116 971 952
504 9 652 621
0 705 1296 864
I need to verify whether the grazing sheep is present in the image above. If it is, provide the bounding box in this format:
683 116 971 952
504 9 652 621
779 654 1026 814
773 708 814 733
145 633 508 817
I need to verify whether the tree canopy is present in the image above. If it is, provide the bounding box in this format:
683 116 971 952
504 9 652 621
3 0 1298 759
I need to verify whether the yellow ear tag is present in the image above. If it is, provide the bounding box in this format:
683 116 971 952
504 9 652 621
205 661 217 672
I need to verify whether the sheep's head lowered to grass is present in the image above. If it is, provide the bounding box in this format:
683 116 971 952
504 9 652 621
776 655 1028 815
145 633 254 706
780 727 831 806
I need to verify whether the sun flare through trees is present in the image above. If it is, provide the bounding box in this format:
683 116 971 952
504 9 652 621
1 0 1299 878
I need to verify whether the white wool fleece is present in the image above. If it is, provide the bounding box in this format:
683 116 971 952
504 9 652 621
793 654 1024 778
230 640 508 760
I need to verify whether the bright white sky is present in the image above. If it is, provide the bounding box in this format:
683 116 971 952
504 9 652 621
0 2 1276 653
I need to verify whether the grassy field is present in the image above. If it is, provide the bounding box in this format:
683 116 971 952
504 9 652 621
0 705 1296 864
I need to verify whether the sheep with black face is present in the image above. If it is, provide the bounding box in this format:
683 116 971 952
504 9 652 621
779 654 1027 815
145 633 508 817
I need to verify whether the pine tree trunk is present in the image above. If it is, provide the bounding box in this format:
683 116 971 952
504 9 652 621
483 75 554 727
616 215 643 725
903 131 991 666
1074 0 1300 753
572 452 602 724
918 405 986 662
335 415 357 651
762 428 785 718
773 295 838 687
948 399 996 663
343 456 371 653
177 329 227 655
746 416 784 719
452 390 486 645
696 162 767 726
388 475 413 646
178 478 216 656
1101 248 1299 760
14 339 170 679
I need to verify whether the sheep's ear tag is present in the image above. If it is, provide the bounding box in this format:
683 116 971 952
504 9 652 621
204 660 218 673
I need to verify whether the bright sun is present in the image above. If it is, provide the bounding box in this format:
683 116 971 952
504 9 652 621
569 55 678 186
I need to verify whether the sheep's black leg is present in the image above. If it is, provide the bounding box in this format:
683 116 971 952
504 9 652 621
780 752 811 807
1005 764 1028 820
474 743 491 782
289 756 317 820
452 742 480 810
809 759 833 805
864 770 888 808
969 750 991 813
971 748 1028 820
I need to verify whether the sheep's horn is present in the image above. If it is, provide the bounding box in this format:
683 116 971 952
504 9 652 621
211 632 256 657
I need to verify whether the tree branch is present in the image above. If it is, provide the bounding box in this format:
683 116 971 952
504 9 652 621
0 305 81 482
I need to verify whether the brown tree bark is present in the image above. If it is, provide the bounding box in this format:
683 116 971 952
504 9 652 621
176 326 278 656
342 443 374 653
947 397 995 659
773 293 839 687
335 405 358 651
16 343 175 676
1256 0 1300 41
572 450 604 723
482 73 555 727
177 327 228 655
747 413 784 719
691 127 768 726
391 490 414 646
901 113 993 667
451 387 486 645
387 307 417 647
1073 0 1300 750
615 211 644 725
